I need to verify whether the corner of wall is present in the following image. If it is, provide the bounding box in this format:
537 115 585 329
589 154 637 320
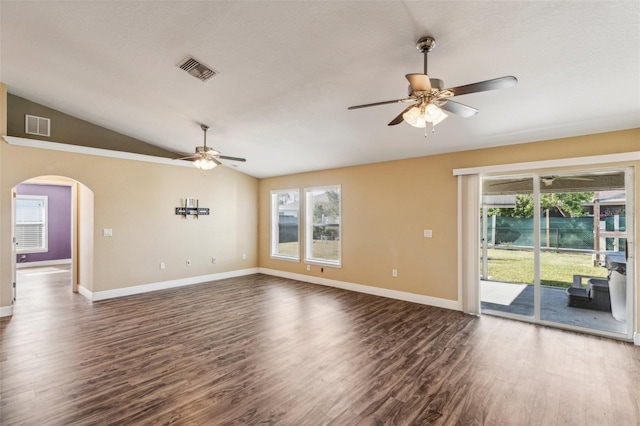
0 83 6 136
0 305 12 318
0 82 9 311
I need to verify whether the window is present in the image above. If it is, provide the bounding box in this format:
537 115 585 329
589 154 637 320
305 186 341 266
15 195 48 253
271 189 300 260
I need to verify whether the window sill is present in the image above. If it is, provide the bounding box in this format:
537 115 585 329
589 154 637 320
271 255 300 263
304 259 342 269
16 249 48 254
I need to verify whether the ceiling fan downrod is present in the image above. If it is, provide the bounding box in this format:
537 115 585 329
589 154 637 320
416 36 436 75
201 124 209 149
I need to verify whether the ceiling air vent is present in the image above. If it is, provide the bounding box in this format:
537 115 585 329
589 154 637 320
25 115 51 137
177 56 218 82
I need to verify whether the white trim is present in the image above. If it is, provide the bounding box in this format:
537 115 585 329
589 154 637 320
3 136 193 168
453 151 640 176
16 258 72 269
258 267 460 311
303 259 342 269
77 284 93 300
270 255 300 263
634 332 640 346
456 176 463 311
0 305 14 317
77 268 259 302
270 188 301 261
304 185 342 267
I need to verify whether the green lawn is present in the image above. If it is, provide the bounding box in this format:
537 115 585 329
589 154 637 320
485 248 607 287
278 240 340 260
277 242 299 256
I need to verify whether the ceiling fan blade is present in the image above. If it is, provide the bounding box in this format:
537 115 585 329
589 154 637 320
388 104 417 126
446 76 518 97
348 98 412 110
406 74 431 92
174 155 197 161
217 155 246 162
490 178 530 187
439 100 479 118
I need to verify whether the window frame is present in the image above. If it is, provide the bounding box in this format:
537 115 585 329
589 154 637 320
270 189 301 262
15 194 49 254
304 185 342 267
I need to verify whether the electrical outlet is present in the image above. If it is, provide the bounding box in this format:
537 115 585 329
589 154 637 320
306 265 310 271
103 228 113 237
424 229 432 238
160 262 165 270
392 269 398 277
186 259 191 267
242 253 247 260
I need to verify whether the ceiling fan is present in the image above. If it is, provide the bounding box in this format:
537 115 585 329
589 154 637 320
175 124 246 170
348 35 517 133
541 176 593 186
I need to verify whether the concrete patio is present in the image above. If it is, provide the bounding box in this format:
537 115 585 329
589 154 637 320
481 281 627 335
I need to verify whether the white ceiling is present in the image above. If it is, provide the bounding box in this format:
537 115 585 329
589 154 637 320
1 1 639 178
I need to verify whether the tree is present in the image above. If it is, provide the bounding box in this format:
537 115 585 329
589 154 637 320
312 190 340 240
488 192 593 218
313 190 340 223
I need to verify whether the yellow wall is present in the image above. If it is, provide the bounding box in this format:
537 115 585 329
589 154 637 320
2 79 638 338
259 129 639 329
0 143 258 305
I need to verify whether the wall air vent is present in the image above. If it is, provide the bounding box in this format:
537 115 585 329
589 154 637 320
25 115 51 137
177 56 218 82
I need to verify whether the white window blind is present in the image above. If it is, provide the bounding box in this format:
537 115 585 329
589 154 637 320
16 195 48 253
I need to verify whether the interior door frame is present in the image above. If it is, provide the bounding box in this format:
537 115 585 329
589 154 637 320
11 188 17 303
12 176 79 297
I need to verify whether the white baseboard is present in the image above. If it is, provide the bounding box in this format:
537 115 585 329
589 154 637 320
77 284 93 301
78 268 259 302
16 259 72 269
258 268 460 311
634 331 640 346
0 305 14 317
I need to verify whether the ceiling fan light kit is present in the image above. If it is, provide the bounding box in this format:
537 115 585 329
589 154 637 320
347 35 517 135
403 102 448 129
193 156 217 170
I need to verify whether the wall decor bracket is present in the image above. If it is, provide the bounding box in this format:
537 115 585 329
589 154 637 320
176 198 209 218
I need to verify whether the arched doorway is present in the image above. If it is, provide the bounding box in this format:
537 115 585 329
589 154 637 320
11 175 94 305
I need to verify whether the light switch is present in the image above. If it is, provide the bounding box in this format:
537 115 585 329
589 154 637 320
424 229 432 238
103 228 113 237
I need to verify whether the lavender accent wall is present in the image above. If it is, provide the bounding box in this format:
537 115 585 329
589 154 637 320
16 184 72 263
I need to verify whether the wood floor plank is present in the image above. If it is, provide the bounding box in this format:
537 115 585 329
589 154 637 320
1 267 639 425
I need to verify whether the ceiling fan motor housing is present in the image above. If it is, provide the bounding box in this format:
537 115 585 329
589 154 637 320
196 146 218 155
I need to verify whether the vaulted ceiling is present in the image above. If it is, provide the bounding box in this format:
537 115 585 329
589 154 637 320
1 1 639 178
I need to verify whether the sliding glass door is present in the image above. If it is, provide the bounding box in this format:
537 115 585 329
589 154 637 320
481 175 534 319
481 168 633 338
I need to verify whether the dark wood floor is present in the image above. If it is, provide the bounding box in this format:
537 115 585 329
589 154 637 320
2 267 639 425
